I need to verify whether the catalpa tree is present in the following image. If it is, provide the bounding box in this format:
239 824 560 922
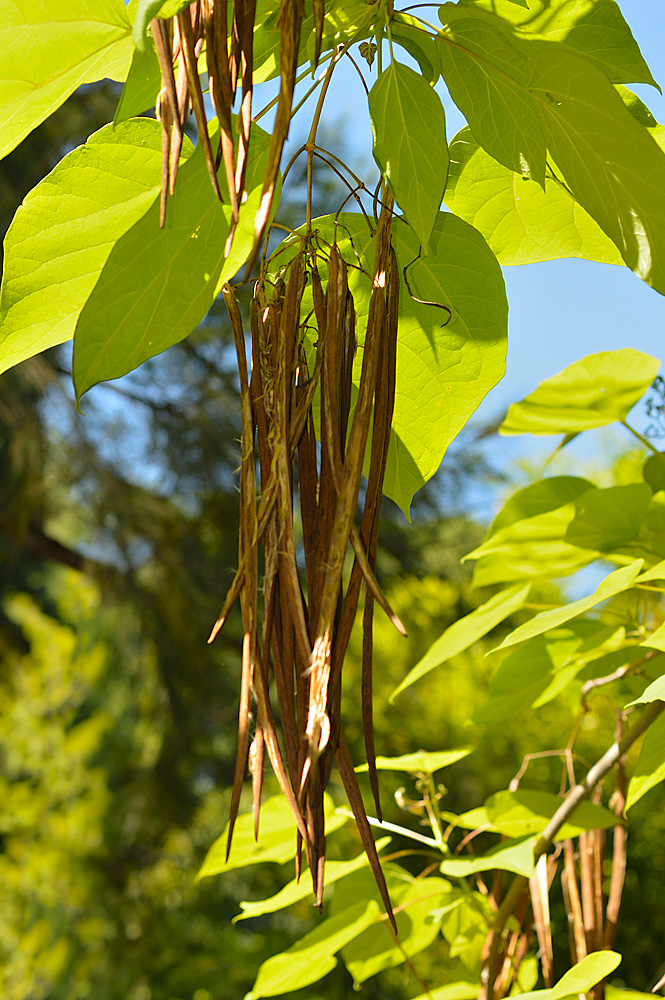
3 1 665 997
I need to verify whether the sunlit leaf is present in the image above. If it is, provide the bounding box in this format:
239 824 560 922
114 36 161 122
457 789 619 839
627 675 665 707
458 0 658 87
441 835 537 879
369 61 449 251
390 584 530 701
73 122 278 401
565 484 652 551
625 712 665 811
550 951 622 999
246 899 380 999
392 14 441 84
409 984 478 1000
500 350 660 436
0 0 132 159
494 560 644 652
0 120 184 376
234 839 391 921
444 127 624 267
342 876 451 986
197 794 347 879
476 622 619 724
437 7 665 294
356 748 472 775
488 477 595 538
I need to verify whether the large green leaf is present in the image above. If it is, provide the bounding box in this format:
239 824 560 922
274 211 507 515
477 622 621 724
356 748 472 775
444 127 623 267
341 876 452 986
0 120 182 376
246 899 380 999
114 37 161 123
234 839 391 921
391 14 441 85
628 674 665 707
501 350 660 436
514 952 622 1000
441 835 537 879
488 477 595 538
457 789 619 840
565 484 653 552
437 7 665 294
390 583 530 702
625 712 665 812
73 122 277 401
409 985 478 1000
0 0 132 159
369 61 449 251
494 560 644 652
466 503 598 588
458 0 657 87
437 7 546 183
197 793 347 879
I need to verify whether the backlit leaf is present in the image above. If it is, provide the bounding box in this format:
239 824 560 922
197 793 347 879
457 789 619 839
234 839 391 921
356 748 472 775
369 61 449 251
246 899 380 999
444 127 623 267
488 477 595 539
441 835 537 879
73 122 277 401
0 0 132 159
625 712 665 811
501 350 660 436
627 675 665 707
114 36 161 123
565 484 652 551
458 0 657 87
390 583 530 701
494 560 644 652
0 120 182 376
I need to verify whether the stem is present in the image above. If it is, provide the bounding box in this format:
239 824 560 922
621 419 660 454
482 700 665 1000
253 56 334 123
306 44 345 232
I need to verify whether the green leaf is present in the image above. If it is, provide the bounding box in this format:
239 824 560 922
0 120 183 376
494 560 644 652
390 583 530 702
643 454 665 494
437 7 546 184
246 899 380 999
409 984 479 1000
114 37 161 123
458 0 658 87
275 211 507 516
342 877 452 987
73 122 278 401
477 622 620 724
626 712 665 811
551 951 622 999
392 14 441 84
441 835 537 879
438 8 665 294
565 484 653 551
458 789 619 840
466 499 598 588
197 793 347 879
132 0 192 51
234 839 391 921
501 350 660 436
444 127 624 267
0 0 133 159
356 748 472 775
369 61 449 251
627 675 665 707
488 477 595 539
